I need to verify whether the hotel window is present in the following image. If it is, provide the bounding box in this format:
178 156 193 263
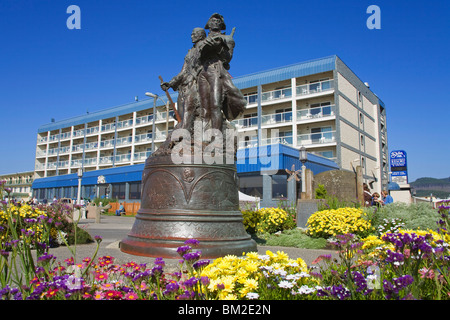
239 176 263 199
310 102 331 116
129 182 142 200
272 175 287 199
112 183 126 200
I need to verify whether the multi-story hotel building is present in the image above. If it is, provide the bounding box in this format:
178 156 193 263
0 171 34 202
32 55 388 205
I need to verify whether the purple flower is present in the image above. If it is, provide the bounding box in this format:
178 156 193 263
385 250 404 265
165 281 179 293
183 277 198 288
37 253 55 263
383 275 414 299
183 251 201 261
184 239 200 246
193 259 210 270
176 245 192 256
154 257 165 266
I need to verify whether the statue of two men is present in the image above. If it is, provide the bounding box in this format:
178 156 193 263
161 13 246 135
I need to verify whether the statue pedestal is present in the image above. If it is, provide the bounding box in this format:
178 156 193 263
120 154 257 259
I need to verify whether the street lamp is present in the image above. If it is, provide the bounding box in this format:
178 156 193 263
299 146 307 194
145 92 171 150
77 168 83 205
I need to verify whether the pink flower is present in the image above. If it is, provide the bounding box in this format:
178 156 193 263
101 283 114 290
93 290 104 300
125 292 139 300
95 273 108 282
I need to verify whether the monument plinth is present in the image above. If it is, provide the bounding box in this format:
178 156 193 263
120 13 257 258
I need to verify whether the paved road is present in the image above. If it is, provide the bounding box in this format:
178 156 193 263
48 215 338 271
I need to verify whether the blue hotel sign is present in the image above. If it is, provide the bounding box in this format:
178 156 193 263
390 150 408 184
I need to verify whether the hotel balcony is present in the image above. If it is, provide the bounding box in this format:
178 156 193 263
133 151 151 162
296 79 334 97
297 105 335 121
297 131 336 146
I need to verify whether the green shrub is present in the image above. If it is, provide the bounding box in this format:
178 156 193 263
369 202 440 232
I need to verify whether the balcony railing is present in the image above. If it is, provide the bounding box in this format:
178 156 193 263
296 79 334 96
100 123 115 133
260 135 293 147
261 111 292 126
261 87 292 102
297 130 336 146
86 126 100 135
297 105 335 120
231 116 258 129
117 119 133 130
83 157 98 166
136 114 154 125
85 141 98 151
116 136 132 146
133 151 151 162
71 159 83 167
100 139 115 149
135 133 153 143
73 129 85 138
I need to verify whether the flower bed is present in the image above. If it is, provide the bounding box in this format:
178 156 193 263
1 180 450 300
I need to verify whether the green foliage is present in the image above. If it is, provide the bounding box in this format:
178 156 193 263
262 229 328 249
369 202 440 232
317 195 361 211
92 197 118 206
315 184 327 199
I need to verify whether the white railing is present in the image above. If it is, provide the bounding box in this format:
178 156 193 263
260 135 293 146
136 114 154 125
60 132 71 140
261 111 292 126
47 161 57 170
57 160 69 168
72 144 83 153
86 126 100 135
73 129 85 138
83 157 98 166
133 151 151 162
296 79 334 96
47 148 58 156
58 146 71 155
117 119 133 130
116 136 132 146
135 133 153 143
35 163 46 170
71 159 83 167
100 139 115 149
297 130 336 145
261 87 292 102
100 123 115 132
85 141 98 150
155 111 175 122
231 116 258 129
297 105 335 120
114 153 132 163
48 134 59 143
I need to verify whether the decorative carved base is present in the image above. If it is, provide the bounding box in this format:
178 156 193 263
120 154 257 259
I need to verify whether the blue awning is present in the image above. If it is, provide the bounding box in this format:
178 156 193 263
32 145 338 190
32 164 145 189
236 144 338 174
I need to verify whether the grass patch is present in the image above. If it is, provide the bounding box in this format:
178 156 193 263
254 229 328 250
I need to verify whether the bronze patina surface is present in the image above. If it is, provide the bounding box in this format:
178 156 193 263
120 13 257 258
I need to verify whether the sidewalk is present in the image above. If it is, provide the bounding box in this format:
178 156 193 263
49 215 338 271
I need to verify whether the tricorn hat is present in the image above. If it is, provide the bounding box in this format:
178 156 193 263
205 13 226 30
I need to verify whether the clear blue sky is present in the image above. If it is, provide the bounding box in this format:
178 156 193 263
0 0 449 182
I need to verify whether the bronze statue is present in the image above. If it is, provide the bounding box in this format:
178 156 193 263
120 14 256 259
162 13 246 133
